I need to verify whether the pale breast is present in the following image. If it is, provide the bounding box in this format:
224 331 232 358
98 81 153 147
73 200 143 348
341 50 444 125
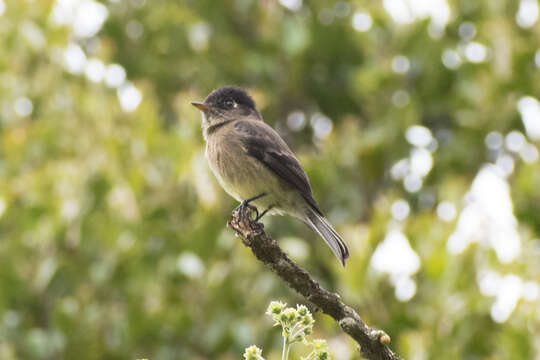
205 138 243 201
205 129 291 211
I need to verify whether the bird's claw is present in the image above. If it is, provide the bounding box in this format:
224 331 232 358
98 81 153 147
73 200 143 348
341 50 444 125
229 193 269 239
233 193 268 222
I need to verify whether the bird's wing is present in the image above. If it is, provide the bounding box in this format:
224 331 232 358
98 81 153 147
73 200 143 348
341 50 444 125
234 120 322 215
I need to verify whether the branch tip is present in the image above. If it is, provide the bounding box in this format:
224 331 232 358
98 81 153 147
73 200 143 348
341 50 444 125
228 206 403 360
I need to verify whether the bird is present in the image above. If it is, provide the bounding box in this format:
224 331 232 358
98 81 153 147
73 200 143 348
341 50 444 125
191 86 349 266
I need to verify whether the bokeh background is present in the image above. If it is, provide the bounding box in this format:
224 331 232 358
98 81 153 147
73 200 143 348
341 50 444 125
1 0 540 359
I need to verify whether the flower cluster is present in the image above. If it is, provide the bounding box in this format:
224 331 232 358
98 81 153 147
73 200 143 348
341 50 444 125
266 301 315 344
243 345 265 360
243 301 331 360
301 339 330 360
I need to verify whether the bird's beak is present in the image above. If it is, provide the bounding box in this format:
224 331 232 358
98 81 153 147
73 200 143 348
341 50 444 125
191 102 211 111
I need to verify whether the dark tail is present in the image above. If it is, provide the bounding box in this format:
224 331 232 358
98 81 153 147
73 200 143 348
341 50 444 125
304 208 349 266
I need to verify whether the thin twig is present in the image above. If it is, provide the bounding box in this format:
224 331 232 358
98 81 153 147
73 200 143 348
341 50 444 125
227 207 402 360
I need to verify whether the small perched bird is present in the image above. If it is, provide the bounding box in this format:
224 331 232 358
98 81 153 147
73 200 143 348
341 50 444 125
192 86 349 266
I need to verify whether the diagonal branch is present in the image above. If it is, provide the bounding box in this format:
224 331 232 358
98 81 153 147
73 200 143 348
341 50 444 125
228 207 403 360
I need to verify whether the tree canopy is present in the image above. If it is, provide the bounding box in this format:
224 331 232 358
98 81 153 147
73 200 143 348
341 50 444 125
1 0 539 359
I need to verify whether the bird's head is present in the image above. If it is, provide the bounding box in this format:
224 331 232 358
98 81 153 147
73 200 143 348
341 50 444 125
192 86 260 135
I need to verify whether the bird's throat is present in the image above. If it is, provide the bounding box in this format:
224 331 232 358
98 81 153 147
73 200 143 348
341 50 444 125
203 119 234 139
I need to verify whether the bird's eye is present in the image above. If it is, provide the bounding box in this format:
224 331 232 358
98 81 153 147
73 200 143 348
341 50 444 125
224 99 236 108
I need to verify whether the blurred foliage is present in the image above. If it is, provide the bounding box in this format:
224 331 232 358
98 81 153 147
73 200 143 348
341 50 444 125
1 0 540 359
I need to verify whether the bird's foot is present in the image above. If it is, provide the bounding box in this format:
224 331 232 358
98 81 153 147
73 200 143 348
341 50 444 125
254 205 273 222
229 193 268 239
233 193 267 222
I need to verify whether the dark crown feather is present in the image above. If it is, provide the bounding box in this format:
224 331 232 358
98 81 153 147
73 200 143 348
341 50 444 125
204 86 256 110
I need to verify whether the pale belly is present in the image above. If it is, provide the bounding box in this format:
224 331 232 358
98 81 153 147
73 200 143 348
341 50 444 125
206 144 296 216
